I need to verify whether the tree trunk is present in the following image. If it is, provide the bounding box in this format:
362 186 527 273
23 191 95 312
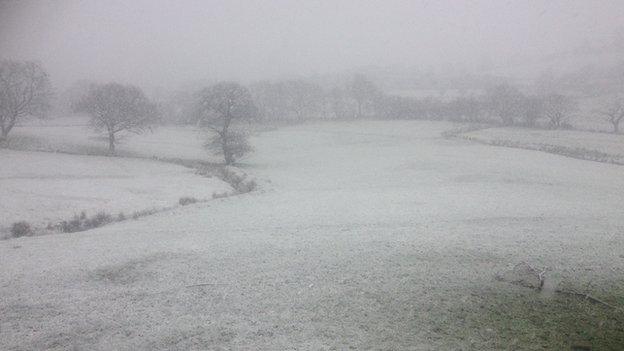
221 113 233 165
224 152 234 165
357 101 363 119
0 119 13 143
222 133 233 165
108 132 116 155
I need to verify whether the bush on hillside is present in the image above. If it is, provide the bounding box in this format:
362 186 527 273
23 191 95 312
11 221 33 237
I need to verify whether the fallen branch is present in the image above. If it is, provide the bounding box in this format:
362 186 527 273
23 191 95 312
498 262 621 311
554 289 619 310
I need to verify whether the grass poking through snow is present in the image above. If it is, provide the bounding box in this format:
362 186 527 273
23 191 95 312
439 281 624 350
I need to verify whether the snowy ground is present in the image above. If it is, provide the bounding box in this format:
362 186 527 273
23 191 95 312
8 116 219 162
463 126 624 164
0 150 232 236
1 121 623 349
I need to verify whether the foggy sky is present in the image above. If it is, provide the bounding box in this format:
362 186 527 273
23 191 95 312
2 0 623 90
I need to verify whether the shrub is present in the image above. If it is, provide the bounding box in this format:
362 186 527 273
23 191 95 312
84 211 112 229
219 167 257 193
132 208 160 219
59 215 83 233
59 211 113 233
117 212 126 221
11 221 33 237
179 196 198 206
212 192 230 199
239 179 257 193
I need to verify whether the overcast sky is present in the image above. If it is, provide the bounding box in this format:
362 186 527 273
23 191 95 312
2 0 623 89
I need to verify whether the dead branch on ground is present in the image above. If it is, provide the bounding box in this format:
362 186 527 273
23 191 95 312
497 262 620 311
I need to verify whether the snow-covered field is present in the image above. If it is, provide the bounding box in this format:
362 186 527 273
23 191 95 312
463 126 624 164
0 150 232 236
8 116 219 163
1 121 623 349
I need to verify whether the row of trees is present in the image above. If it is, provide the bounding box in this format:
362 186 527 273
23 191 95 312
155 74 383 124
0 60 256 164
74 81 256 164
2 59 624 165
373 84 624 133
50 67 624 135
250 74 381 121
479 84 578 129
161 77 591 132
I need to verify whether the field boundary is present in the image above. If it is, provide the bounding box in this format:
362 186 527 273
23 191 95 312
0 147 258 239
447 125 624 166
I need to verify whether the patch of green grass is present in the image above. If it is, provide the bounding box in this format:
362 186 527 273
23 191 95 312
440 282 624 350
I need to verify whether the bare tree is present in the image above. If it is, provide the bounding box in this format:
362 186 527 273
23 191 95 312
195 82 257 165
448 96 484 122
327 87 350 119
74 83 157 155
0 60 52 143
419 97 445 120
249 81 282 121
250 79 325 121
53 79 96 116
348 74 380 118
283 80 324 120
519 95 544 128
542 94 576 129
486 83 524 126
597 97 624 133
157 88 198 125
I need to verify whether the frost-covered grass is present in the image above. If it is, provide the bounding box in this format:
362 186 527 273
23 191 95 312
461 126 624 165
442 279 624 350
0 149 232 236
1 121 623 349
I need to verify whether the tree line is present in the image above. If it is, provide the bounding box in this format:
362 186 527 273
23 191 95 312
0 60 260 164
2 59 624 165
